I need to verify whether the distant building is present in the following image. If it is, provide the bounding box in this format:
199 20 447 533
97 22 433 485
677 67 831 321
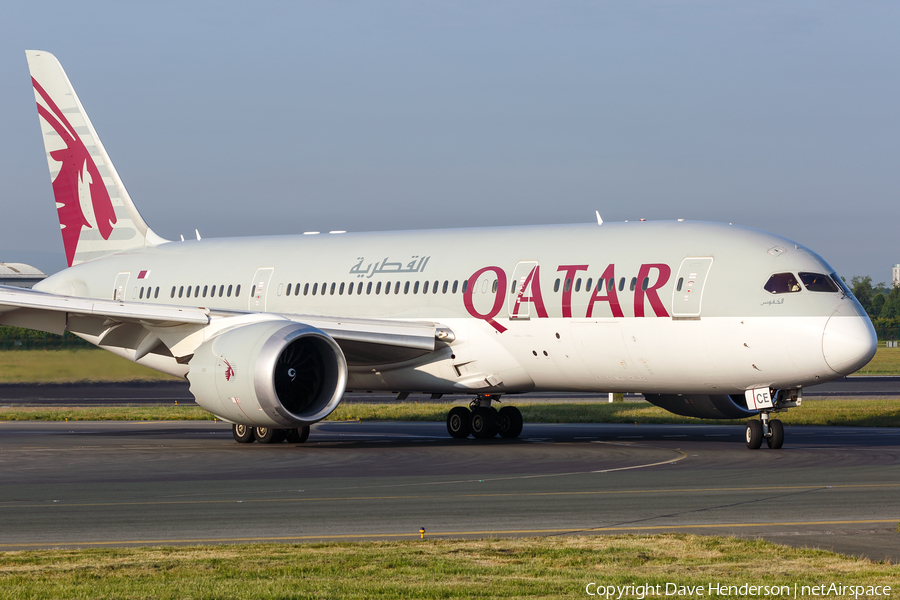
0 263 46 288
894 264 900 288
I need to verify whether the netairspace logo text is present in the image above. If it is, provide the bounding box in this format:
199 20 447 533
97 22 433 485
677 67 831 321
584 582 892 599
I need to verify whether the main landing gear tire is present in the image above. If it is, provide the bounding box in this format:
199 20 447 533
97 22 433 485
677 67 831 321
471 407 498 439
233 423 254 443
745 420 763 449
286 426 311 444
766 419 784 449
447 407 471 439
254 426 278 444
497 406 524 439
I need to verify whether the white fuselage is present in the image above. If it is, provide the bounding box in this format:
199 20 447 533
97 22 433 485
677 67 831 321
35 220 876 397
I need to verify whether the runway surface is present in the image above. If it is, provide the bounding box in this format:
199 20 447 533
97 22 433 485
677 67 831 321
2 376 900 406
1 420 898 561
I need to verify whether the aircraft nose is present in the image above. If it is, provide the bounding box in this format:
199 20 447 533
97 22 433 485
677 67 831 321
822 304 877 375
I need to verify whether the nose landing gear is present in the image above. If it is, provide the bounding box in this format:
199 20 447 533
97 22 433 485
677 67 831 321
745 413 784 449
745 388 799 449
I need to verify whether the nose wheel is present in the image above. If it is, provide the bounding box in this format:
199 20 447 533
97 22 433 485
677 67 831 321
745 413 784 450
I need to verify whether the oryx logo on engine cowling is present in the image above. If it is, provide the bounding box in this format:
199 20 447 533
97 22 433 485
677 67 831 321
223 359 235 382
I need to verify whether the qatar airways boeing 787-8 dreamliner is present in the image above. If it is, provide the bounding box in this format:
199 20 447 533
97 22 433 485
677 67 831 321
0 51 877 449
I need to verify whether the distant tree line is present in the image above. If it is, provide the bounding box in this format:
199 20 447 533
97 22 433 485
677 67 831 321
0 326 93 350
850 276 900 341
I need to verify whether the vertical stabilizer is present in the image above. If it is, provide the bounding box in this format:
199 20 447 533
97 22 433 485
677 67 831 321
25 50 168 267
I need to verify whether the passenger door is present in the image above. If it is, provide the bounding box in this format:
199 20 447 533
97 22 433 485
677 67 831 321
671 257 713 318
249 268 275 311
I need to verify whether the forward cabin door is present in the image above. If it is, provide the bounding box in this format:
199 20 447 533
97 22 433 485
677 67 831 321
113 272 130 301
671 257 713 318
508 261 539 320
249 268 275 311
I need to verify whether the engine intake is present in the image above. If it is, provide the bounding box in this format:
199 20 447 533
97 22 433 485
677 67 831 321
187 320 347 427
642 393 757 419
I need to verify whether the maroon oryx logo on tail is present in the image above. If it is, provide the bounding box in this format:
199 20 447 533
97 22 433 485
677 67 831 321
33 77 117 267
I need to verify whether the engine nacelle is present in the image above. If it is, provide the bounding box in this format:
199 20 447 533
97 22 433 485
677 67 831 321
187 320 348 427
642 393 757 420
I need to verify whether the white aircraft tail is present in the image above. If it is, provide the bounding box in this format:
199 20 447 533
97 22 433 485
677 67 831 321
25 50 168 267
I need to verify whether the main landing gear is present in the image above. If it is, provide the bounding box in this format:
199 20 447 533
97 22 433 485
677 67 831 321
232 424 310 444
446 394 524 439
745 413 784 450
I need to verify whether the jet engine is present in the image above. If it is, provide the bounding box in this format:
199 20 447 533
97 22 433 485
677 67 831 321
187 320 348 427
642 393 757 419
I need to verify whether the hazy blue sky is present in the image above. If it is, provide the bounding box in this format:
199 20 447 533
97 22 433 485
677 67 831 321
1 1 897 282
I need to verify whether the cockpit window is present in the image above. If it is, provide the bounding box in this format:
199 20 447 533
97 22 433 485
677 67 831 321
799 272 839 293
830 272 851 296
764 272 801 294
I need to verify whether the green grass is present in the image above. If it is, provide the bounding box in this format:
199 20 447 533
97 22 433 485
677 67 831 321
854 346 900 375
2 398 899 427
0 535 896 599
0 350 179 383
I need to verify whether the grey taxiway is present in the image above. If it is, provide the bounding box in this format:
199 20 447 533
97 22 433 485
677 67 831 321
1 418 898 562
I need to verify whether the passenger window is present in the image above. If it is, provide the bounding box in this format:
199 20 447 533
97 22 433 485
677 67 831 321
311 283 317 295
321 282 327 296
155 287 159 299
554 278 560 293
585 278 592 292
236 284 241 297
179 286 184 298
677 278 683 292
564 278 571 293
799 272 839 293
764 273 802 294
422 281 428 294
357 282 363 295
491 280 498 293
443 280 448 294
226 285 232 297
286 283 292 296
376 282 382 295
384 282 391 294
630 278 637 292
340 282 345 295
608 278 615 292
203 285 208 297
511 281 517 294
330 283 336 295
194 286 200 298
618 278 625 292
462 280 468 294
452 281 458 294
575 278 582 292
187 286 192 297
641 277 649 291
171 286 176 298
367 282 372 295
139 287 144 299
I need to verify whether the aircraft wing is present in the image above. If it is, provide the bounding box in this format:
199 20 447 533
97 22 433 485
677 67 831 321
0 285 446 366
